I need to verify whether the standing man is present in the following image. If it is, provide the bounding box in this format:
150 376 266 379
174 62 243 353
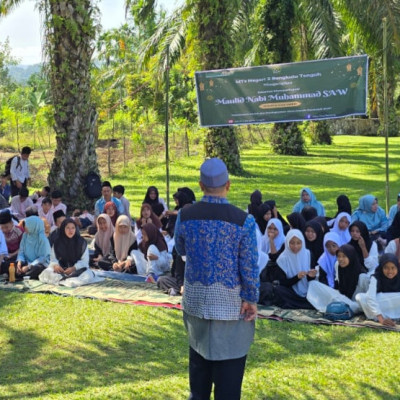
10 146 32 197
174 158 259 400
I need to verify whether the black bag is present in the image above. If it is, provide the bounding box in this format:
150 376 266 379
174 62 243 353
4 156 21 178
324 301 354 321
85 171 102 199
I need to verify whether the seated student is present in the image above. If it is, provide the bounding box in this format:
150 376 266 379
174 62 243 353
304 220 324 267
30 186 51 206
135 203 162 245
301 206 318 222
334 194 352 217
388 193 400 227
10 187 34 220
39 218 97 287
351 194 388 239
16 215 50 279
330 212 351 246
48 210 66 247
292 187 325 216
177 187 196 204
132 223 171 282
164 190 191 236
91 213 114 267
0 173 11 203
260 229 316 309
71 209 94 229
157 247 185 296
316 232 341 288
255 203 272 235
0 210 24 275
247 190 262 218
348 221 378 274
286 212 306 233
143 186 168 217
385 212 400 260
98 215 137 272
307 244 369 313
104 201 119 226
0 229 8 273
94 181 124 218
313 216 329 234
49 190 67 225
38 197 54 228
356 253 400 327
23 205 51 237
264 199 289 232
113 185 131 220
261 218 285 263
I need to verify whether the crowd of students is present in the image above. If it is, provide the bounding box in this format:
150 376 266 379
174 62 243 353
1 179 400 327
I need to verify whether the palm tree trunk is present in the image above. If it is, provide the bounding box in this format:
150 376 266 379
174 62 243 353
44 0 99 209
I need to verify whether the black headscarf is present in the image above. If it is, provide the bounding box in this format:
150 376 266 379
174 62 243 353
173 190 191 210
255 203 271 234
304 220 324 263
143 186 164 216
348 220 372 271
337 244 363 299
248 190 262 218
53 218 87 270
177 187 196 204
301 206 318 221
313 216 329 235
388 211 400 239
374 253 400 293
287 212 306 232
335 195 352 217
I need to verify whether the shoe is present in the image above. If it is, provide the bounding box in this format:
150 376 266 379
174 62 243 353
145 273 157 283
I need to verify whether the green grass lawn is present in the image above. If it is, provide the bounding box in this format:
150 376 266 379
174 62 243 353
2 135 400 399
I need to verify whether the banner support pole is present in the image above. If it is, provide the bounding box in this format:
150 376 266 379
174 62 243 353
383 17 389 214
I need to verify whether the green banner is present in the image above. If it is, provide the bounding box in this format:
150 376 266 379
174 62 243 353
195 55 368 127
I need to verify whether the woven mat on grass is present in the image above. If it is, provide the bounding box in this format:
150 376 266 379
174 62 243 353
257 305 400 331
0 278 182 309
0 279 398 331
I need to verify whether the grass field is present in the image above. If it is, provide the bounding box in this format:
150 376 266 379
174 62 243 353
1 135 400 399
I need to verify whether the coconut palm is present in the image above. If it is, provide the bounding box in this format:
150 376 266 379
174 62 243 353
0 0 99 208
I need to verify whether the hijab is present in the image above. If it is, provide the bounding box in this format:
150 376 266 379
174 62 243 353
317 232 341 288
388 211 400 239
136 203 162 230
374 253 400 293
337 244 363 299
348 220 372 271
277 229 311 297
144 186 159 205
301 206 318 222
330 212 351 246
113 215 136 261
177 187 196 203
335 194 352 217
256 203 271 234
313 216 329 235
263 218 285 254
54 218 87 269
293 187 325 216
95 213 114 256
104 201 118 226
139 222 168 258
20 216 50 264
352 194 386 231
304 220 324 263
173 190 191 210
287 212 306 232
248 190 262 218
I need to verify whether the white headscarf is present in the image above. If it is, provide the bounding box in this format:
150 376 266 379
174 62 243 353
330 212 351 246
317 231 341 288
277 229 311 297
262 218 285 254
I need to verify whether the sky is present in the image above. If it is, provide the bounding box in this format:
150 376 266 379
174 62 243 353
0 0 181 65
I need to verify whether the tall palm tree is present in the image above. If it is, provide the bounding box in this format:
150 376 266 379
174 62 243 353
0 0 99 209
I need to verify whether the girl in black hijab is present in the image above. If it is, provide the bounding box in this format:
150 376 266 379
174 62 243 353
248 190 262 218
143 186 167 217
255 203 272 235
356 253 400 326
348 221 378 273
335 194 352 217
301 206 318 222
265 200 289 232
286 212 306 233
304 220 324 266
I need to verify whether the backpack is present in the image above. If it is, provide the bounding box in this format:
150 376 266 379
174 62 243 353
324 301 354 321
85 171 102 199
4 156 21 178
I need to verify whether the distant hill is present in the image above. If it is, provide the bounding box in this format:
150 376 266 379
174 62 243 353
8 64 42 84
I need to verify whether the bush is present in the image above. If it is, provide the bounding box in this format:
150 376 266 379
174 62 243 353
269 122 307 155
310 120 332 145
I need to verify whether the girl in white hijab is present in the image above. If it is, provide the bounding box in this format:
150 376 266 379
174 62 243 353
272 229 316 309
